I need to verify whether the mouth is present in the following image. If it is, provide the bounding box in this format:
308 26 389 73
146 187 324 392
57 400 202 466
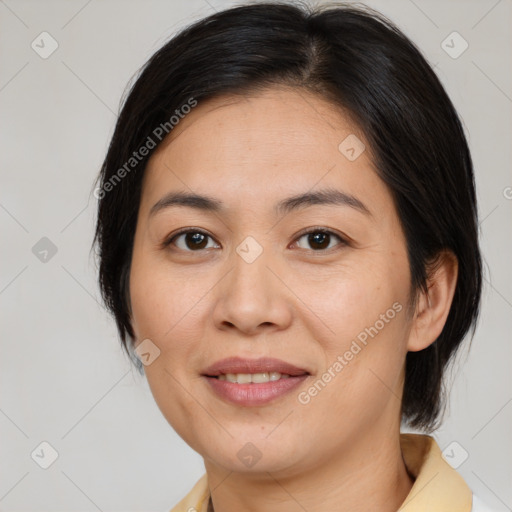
201 357 310 406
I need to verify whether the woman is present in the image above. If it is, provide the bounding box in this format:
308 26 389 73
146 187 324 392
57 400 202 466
93 2 493 510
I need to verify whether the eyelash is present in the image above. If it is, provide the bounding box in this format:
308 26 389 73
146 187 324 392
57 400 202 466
162 227 348 254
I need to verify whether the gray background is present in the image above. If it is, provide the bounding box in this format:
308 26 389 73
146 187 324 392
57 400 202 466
0 0 510 510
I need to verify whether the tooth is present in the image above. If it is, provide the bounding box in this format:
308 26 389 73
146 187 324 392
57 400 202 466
251 372 270 383
236 373 252 384
218 372 291 383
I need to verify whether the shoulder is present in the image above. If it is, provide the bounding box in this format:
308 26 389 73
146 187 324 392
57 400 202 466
472 493 502 512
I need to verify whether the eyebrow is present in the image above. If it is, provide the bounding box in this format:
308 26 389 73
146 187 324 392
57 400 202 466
149 188 371 218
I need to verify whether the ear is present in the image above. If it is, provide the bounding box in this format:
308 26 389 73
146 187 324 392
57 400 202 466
407 251 458 352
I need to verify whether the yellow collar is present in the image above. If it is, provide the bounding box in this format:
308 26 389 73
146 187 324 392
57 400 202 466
169 433 473 512
399 433 472 511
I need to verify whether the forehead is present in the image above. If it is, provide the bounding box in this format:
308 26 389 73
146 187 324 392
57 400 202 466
141 87 388 216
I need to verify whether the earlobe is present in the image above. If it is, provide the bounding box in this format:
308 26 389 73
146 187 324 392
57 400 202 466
407 251 459 352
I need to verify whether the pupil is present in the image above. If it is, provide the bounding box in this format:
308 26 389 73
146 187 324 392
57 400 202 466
187 232 207 250
309 232 329 250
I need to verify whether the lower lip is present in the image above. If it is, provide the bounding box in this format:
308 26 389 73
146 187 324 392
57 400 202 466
203 375 309 406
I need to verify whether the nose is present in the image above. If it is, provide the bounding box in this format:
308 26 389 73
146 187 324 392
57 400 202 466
211 243 293 336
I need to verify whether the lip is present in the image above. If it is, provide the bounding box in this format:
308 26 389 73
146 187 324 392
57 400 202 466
201 356 309 377
201 357 310 407
204 374 309 406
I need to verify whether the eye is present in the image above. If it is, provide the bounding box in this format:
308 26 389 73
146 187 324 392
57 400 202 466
164 228 219 252
293 228 346 251
163 227 347 253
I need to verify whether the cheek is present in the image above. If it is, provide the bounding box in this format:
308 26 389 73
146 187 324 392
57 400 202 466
297 306 408 443
128 245 215 396
294 256 410 352
293 256 410 414
129 246 208 342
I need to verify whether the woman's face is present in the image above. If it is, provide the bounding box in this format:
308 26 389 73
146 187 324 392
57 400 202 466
129 87 415 476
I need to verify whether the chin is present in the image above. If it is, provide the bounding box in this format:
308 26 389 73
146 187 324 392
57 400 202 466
202 435 303 474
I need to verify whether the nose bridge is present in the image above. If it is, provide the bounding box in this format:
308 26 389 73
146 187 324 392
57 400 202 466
229 234 274 303
212 234 291 333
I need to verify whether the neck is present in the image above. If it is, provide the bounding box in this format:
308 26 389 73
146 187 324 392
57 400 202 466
204 429 415 512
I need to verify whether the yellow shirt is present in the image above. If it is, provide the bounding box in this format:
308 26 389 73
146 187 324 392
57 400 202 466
169 433 474 512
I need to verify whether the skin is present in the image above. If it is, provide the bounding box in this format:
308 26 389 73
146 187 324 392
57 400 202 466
129 86 458 512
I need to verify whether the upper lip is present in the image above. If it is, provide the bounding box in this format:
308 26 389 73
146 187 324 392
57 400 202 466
202 357 310 377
